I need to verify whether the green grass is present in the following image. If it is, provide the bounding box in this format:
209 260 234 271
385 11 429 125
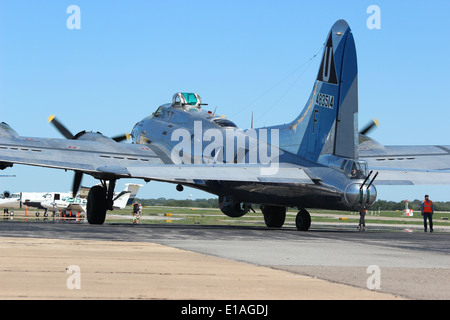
105 206 450 227
107 206 268 226
6 205 448 228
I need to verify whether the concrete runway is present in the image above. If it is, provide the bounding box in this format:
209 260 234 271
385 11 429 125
0 220 449 300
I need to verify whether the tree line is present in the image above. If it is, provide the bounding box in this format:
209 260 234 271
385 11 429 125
371 199 450 211
135 197 450 211
136 197 218 208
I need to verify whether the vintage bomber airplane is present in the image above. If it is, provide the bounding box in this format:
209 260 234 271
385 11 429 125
1 20 449 230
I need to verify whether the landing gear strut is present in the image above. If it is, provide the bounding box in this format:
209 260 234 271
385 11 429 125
86 179 116 225
296 209 311 231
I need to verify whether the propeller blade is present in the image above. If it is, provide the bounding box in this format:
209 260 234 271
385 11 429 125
48 115 74 139
49 115 129 142
359 118 379 136
112 133 130 142
72 171 83 198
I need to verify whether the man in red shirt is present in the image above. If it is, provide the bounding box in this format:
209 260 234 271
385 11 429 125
421 195 434 233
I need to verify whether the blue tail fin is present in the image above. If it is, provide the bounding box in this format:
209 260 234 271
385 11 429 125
275 20 358 162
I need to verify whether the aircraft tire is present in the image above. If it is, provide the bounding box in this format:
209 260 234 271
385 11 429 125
262 205 286 228
86 185 107 224
296 209 311 231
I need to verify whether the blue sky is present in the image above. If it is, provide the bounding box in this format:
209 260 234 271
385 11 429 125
1 0 450 202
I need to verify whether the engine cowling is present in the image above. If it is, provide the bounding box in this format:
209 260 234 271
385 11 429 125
218 195 250 218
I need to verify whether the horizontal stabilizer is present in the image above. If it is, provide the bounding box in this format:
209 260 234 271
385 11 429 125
373 168 450 185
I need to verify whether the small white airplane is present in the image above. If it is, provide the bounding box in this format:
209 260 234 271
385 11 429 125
0 191 70 214
0 184 141 217
0 191 22 212
39 183 141 215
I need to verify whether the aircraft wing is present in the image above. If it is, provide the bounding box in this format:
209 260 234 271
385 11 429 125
0 123 315 185
0 123 168 178
360 143 450 185
125 164 315 184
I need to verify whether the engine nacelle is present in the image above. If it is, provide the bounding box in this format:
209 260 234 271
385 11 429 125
3 190 11 198
218 195 250 218
74 131 113 143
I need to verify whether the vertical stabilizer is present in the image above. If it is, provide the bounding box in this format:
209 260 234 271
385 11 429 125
124 183 142 205
273 20 359 162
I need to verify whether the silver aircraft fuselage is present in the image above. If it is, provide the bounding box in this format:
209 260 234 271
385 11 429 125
130 101 376 211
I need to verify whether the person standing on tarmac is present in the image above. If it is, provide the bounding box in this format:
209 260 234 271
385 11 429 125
421 195 434 233
132 201 141 223
358 209 366 231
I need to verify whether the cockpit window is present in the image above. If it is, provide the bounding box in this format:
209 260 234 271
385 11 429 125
211 118 237 128
152 107 165 118
153 107 162 118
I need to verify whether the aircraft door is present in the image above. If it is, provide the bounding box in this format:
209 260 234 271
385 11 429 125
306 108 320 158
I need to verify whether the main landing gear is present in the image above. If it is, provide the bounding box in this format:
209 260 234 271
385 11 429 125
261 205 311 231
86 179 116 225
295 209 311 231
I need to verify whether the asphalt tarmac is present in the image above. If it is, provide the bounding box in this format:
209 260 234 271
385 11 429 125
0 219 449 300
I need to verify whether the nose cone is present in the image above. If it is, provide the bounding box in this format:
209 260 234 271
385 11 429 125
344 183 377 210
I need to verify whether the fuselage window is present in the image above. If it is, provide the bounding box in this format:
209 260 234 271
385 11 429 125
211 118 237 128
